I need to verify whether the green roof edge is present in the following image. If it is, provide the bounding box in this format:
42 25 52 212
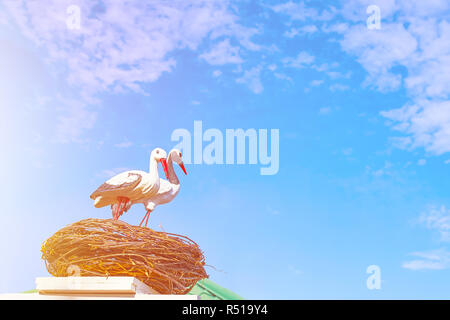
188 279 244 300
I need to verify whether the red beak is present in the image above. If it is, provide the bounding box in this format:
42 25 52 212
179 162 187 175
160 158 169 179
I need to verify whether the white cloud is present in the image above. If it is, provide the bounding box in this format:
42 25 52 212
403 205 450 270
326 71 351 79
309 62 350 81
319 107 332 115
313 62 339 72
271 1 336 22
273 72 292 82
301 25 319 33
7 0 450 154
55 97 97 143
5 0 258 91
267 64 277 71
200 39 243 65
322 23 349 34
333 1 450 155
266 206 280 215
419 206 450 242
114 141 133 148
329 83 350 91
284 25 318 38
212 70 222 77
381 100 450 155
282 51 315 68
417 159 426 166
288 264 303 276
342 147 353 156
236 66 263 94
402 249 450 270
3 0 260 141
367 161 394 178
283 28 299 38
340 23 417 92
101 167 132 179
4 0 210 92
310 80 324 87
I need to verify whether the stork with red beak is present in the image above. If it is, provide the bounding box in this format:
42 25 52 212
138 148 187 227
90 147 170 222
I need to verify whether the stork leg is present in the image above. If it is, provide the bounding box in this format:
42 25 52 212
139 210 151 228
117 199 125 219
144 210 151 227
113 196 130 221
112 202 120 220
139 211 148 227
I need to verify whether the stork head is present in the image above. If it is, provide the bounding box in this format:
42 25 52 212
151 147 169 179
169 148 187 175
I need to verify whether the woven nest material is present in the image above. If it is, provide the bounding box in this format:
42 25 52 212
41 218 208 294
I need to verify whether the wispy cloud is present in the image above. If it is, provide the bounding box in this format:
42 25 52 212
322 22 348 34
333 1 450 155
212 70 222 77
5 0 261 94
417 159 427 166
419 206 450 242
54 96 97 143
367 161 394 178
342 147 353 156
288 264 303 276
271 1 336 22
236 65 263 94
310 80 324 87
282 51 315 68
267 64 277 71
273 72 292 82
284 25 318 38
3 0 260 140
381 100 450 155
266 206 280 215
403 249 450 271
403 206 450 270
100 167 133 179
114 141 133 148
329 83 350 92
319 107 332 115
200 39 243 65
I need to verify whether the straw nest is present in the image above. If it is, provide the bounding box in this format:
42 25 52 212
41 218 208 294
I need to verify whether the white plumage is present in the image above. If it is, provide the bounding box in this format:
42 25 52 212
137 149 187 227
90 147 170 222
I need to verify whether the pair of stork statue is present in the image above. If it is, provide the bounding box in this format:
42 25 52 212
90 148 187 228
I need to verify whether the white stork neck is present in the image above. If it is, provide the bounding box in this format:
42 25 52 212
167 154 179 185
149 156 159 180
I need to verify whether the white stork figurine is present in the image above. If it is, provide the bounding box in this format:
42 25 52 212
138 148 187 227
90 147 170 222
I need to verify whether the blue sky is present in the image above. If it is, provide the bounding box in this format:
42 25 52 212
1 0 449 298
